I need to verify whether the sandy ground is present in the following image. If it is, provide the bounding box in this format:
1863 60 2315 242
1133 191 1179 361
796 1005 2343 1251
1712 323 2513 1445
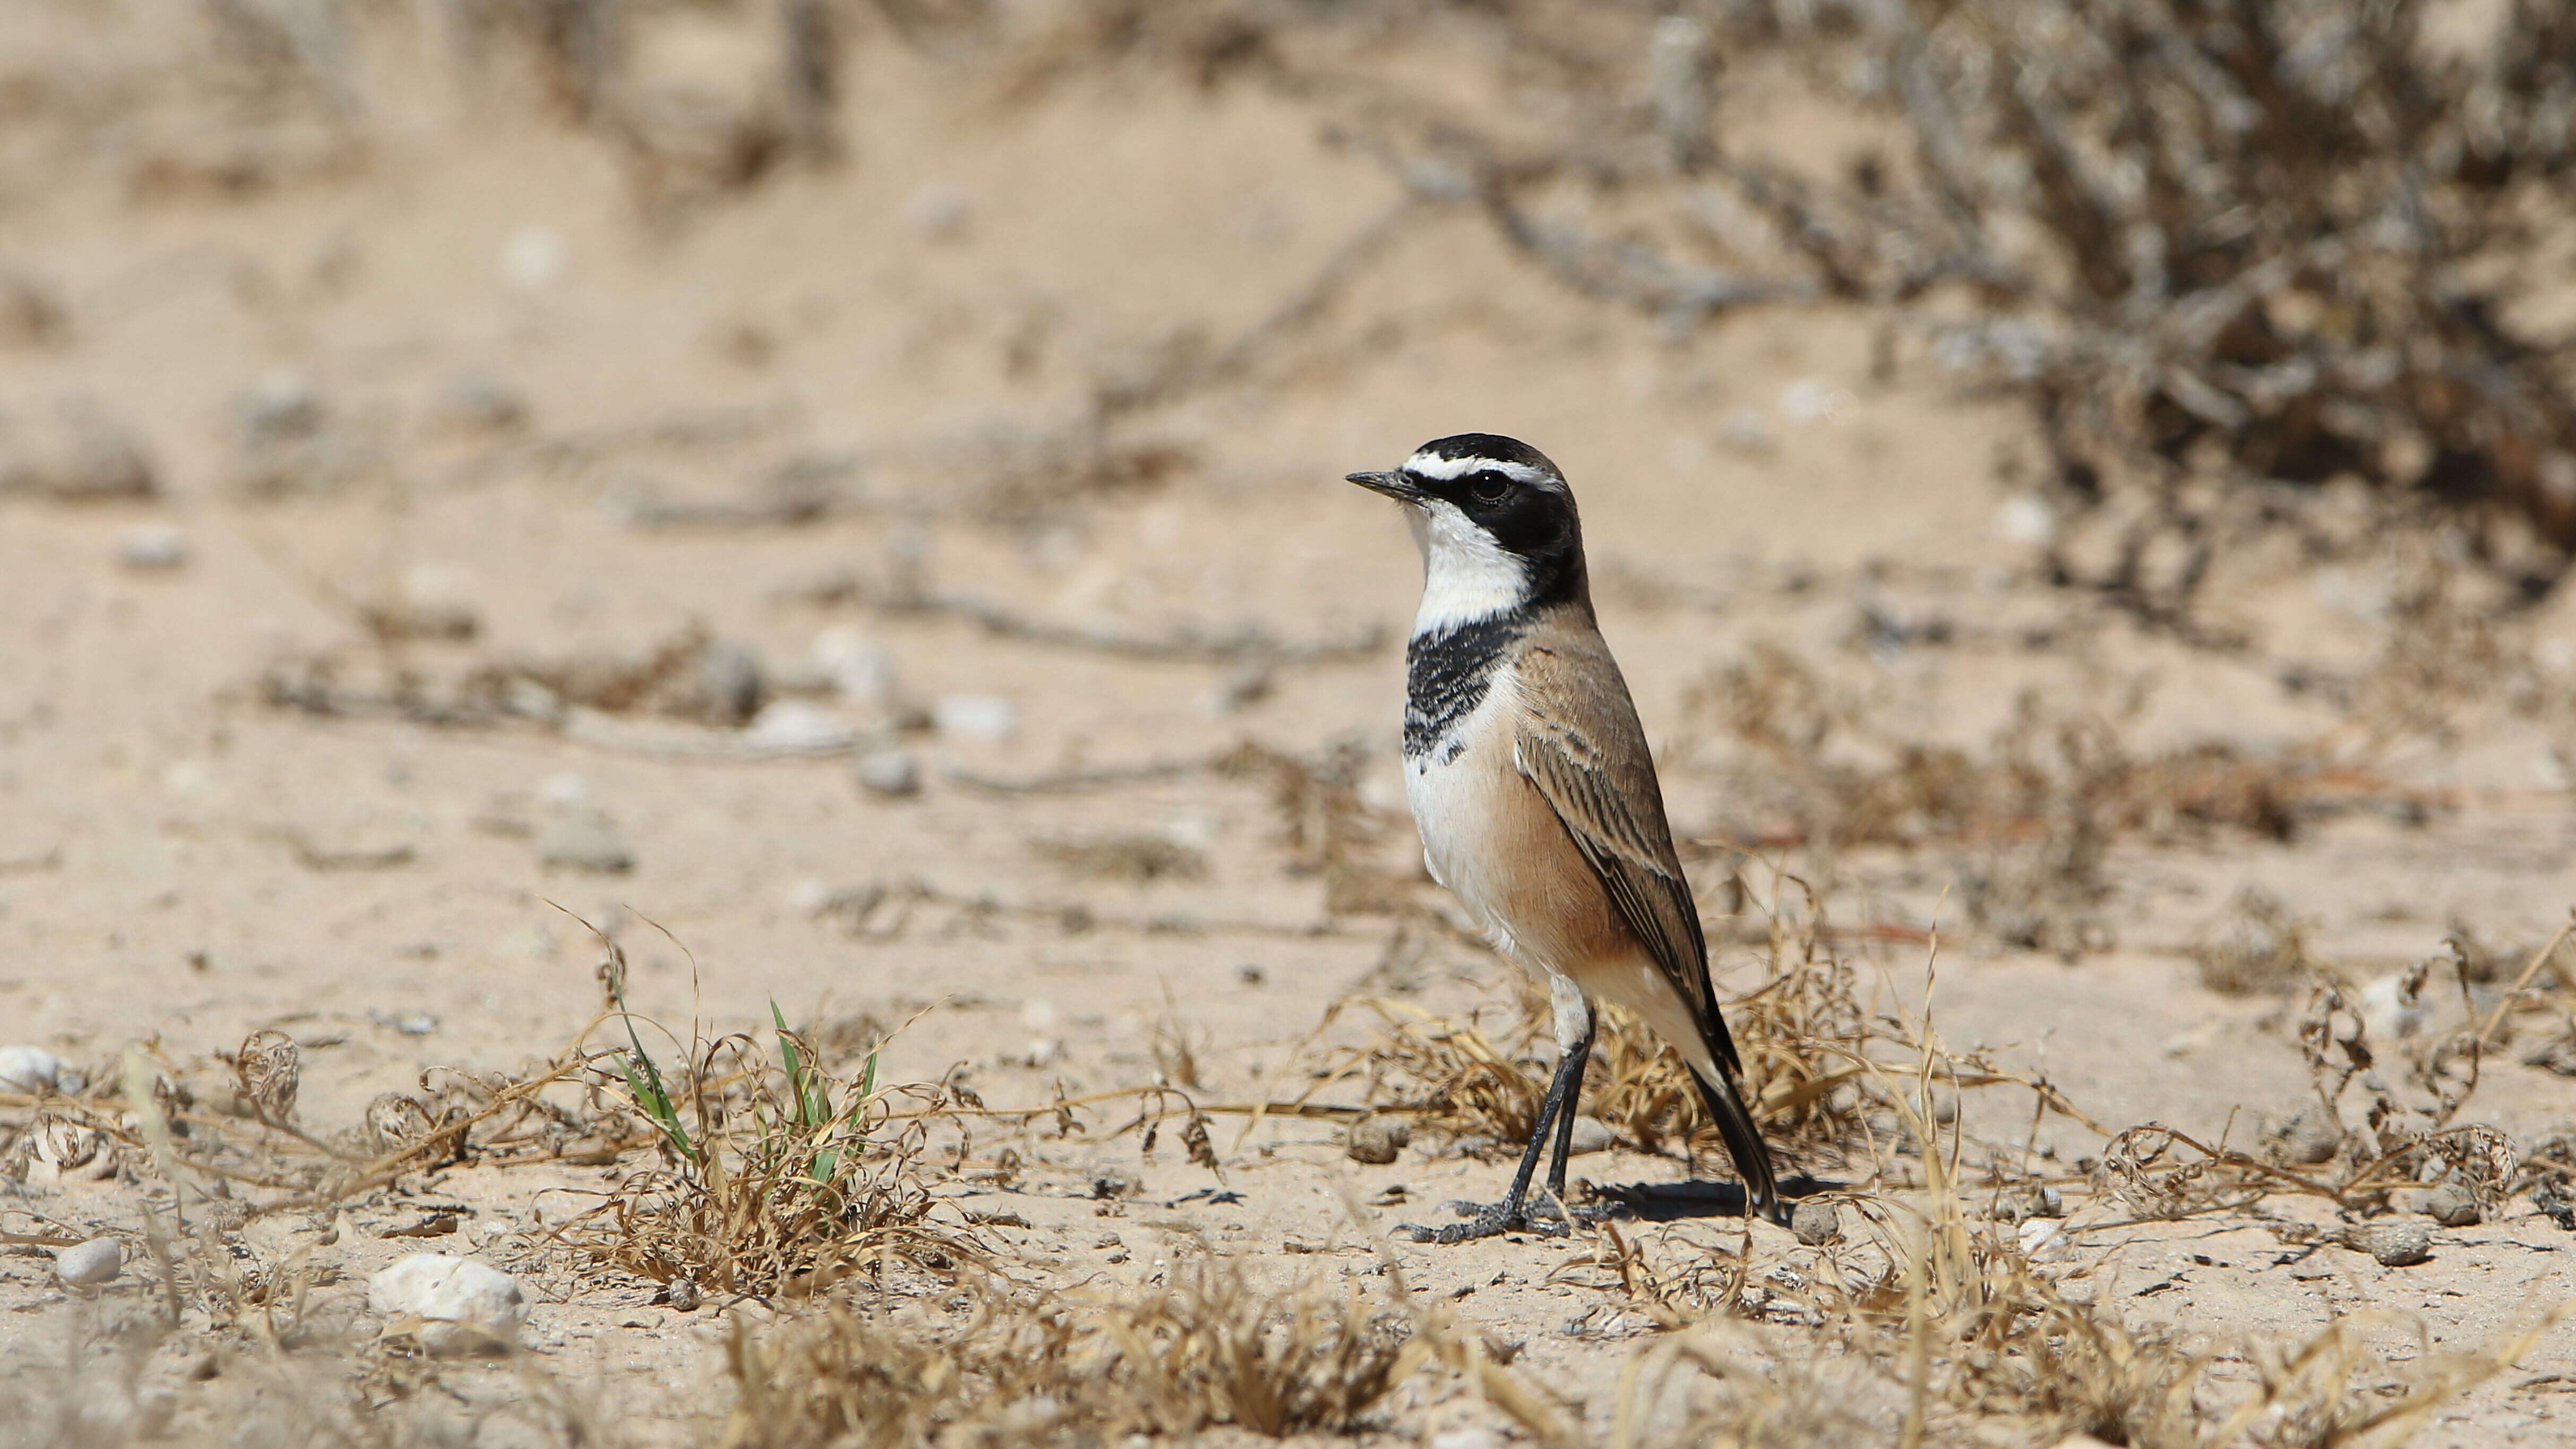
6 5 2576 1446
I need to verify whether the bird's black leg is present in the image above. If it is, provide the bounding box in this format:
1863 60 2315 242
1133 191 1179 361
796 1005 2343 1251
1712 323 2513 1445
1542 1014 1597 1207
1406 1005 1595 1244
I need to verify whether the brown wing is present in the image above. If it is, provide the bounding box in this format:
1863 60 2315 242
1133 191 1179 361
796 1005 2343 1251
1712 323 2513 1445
1509 632 1741 1080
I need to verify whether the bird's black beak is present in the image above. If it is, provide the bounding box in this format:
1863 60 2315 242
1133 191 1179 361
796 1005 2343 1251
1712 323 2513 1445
1346 469 1424 502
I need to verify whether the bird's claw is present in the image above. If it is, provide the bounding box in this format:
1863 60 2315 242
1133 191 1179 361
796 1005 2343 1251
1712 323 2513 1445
1401 1199 1573 1243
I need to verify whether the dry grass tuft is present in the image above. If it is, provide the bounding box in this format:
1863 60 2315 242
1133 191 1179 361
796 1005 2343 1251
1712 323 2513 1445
1680 650 2437 961
723 1251 1431 1446
1601 1001 2563 1448
2191 887 2318 997
564 945 972 1299
1030 831 1209 884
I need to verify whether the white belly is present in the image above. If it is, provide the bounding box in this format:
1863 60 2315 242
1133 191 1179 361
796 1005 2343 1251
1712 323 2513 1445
1404 683 1526 960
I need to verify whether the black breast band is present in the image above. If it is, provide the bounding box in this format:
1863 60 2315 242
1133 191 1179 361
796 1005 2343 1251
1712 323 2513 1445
1405 614 1525 757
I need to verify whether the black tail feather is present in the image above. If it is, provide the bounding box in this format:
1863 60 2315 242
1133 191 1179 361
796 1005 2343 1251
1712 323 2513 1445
1691 1066 1788 1226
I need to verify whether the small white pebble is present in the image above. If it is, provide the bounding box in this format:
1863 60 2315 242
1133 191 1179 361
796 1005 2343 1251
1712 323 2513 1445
0 1044 64 1094
368 1253 528 1354
115 525 188 571
55 1237 123 1287
935 693 1016 741
500 225 568 290
742 699 855 753
854 747 921 798
1994 493 2056 546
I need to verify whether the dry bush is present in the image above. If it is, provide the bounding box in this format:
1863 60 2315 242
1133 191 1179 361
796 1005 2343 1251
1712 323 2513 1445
2191 886 2317 997
1601 1025 2559 1449
723 1253 1432 1446
564 949 973 1299
1687 649 2412 854
1031 831 1209 884
2090 946 2530 1221
1321 942 1876 1170
1682 647 2441 958
0 1023 647 1212
917 0 2576 607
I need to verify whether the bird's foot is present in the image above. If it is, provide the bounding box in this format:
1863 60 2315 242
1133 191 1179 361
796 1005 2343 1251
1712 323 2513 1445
1401 1198 1573 1244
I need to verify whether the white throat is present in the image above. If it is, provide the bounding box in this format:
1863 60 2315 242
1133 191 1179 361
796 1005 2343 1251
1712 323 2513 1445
1407 499 1529 636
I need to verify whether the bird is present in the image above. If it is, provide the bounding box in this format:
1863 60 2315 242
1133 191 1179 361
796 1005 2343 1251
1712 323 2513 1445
1347 432 1787 1240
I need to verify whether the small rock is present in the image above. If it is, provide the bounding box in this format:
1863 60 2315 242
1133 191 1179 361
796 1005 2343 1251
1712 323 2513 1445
936 693 1016 741
690 639 765 725
1995 493 2057 547
810 626 895 707
1791 1202 1841 1246
115 524 188 571
2399 1180 2481 1227
54 1237 122 1287
538 808 634 874
237 369 323 448
0 401 157 502
1345 1116 1411 1165
1234 963 1266 987
2351 1221 2432 1267
853 747 921 798
2268 1106 2343 1166
432 372 528 434
1566 1116 1617 1156
742 699 854 753
366 1253 528 1354
902 181 975 241
367 565 479 642
0 1044 66 1094
666 1277 700 1312
500 225 569 290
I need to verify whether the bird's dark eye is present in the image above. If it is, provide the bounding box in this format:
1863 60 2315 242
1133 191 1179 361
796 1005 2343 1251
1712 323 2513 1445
1467 471 1513 504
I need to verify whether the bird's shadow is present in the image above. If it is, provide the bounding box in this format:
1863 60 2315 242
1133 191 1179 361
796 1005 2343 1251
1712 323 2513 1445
1582 1173 1844 1223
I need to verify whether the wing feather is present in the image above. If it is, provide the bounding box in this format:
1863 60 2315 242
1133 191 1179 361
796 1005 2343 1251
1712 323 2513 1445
1509 638 1739 1078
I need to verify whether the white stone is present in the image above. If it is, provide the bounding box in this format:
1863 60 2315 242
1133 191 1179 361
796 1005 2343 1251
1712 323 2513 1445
853 747 921 798
54 1237 122 1287
935 694 1016 741
1995 493 2056 546
115 525 188 571
810 625 896 706
500 225 568 290
0 1045 65 1093
743 699 855 753
367 1253 527 1354
1566 1116 1617 1156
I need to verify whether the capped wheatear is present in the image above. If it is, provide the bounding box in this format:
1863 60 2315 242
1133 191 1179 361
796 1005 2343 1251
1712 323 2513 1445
1349 433 1785 1240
